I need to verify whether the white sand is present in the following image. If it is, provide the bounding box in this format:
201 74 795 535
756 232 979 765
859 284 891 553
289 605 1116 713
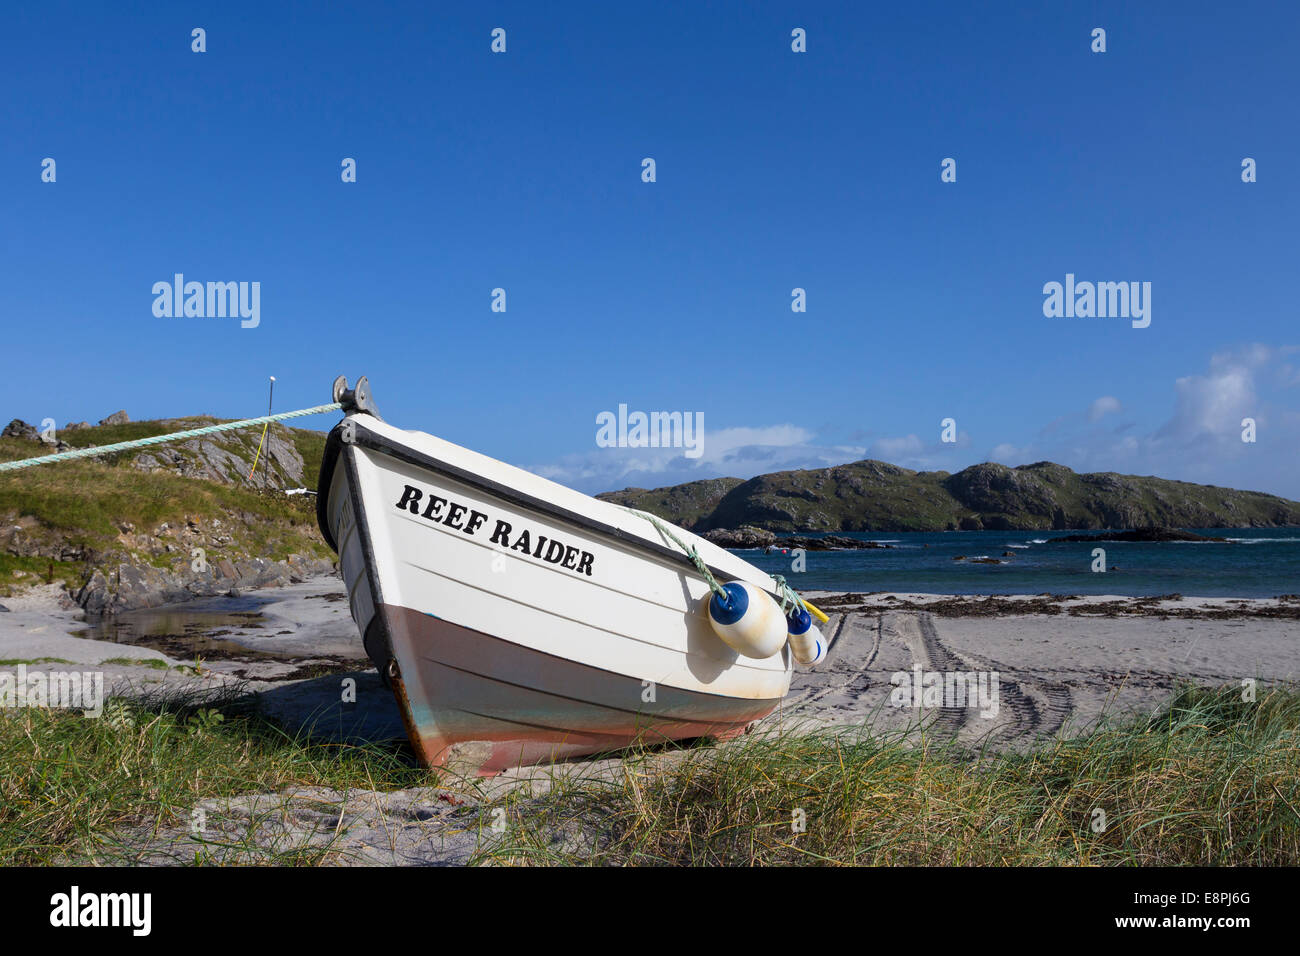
779 601 1298 748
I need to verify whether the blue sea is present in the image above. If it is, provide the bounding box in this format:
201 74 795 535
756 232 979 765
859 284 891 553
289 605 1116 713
737 528 1300 598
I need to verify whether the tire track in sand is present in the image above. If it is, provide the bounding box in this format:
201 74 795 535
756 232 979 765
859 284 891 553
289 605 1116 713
911 613 1074 748
781 612 880 714
888 612 971 737
780 611 1075 749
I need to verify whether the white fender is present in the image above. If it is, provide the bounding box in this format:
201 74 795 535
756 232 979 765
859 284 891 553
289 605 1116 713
785 606 827 666
704 581 788 659
788 623 827 666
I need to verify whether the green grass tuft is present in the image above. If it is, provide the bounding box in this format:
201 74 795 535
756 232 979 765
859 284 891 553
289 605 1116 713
102 657 171 670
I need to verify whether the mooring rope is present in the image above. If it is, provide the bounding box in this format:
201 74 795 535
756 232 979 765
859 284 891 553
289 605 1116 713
769 573 810 616
619 506 824 618
617 507 831 624
0 403 343 473
617 506 732 602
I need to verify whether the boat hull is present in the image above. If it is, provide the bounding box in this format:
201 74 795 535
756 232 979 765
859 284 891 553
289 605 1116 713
382 604 780 773
318 414 792 775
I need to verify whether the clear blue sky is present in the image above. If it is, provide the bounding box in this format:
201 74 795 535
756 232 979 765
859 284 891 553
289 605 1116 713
5 1 1298 497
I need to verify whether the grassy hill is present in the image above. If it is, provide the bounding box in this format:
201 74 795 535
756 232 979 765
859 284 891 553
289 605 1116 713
597 477 743 530
598 459 1300 532
0 417 333 599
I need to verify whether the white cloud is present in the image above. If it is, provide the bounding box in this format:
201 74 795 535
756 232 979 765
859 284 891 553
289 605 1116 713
700 425 815 459
1087 395 1122 422
1155 367 1254 443
990 442 1022 463
869 434 924 460
527 422 867 493
528 344 1300 500
996 343 1300 496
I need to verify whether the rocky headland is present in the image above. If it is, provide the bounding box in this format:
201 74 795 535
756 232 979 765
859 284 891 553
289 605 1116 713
599 460 1300 533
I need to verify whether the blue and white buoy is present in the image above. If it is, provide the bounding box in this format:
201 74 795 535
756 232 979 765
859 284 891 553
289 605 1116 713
705 581 788 659
785 605 827 666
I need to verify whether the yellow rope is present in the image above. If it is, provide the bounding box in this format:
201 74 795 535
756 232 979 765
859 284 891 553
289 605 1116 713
247 421 270 479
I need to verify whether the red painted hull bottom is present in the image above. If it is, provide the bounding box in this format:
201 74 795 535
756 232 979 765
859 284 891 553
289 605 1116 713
378 604 782 776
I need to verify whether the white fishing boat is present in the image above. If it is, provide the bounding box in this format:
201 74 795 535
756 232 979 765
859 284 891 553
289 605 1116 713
316 377 827 775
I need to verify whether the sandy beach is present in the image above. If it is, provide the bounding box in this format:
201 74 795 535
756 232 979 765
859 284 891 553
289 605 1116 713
2 578 1297 863
783 591 1299 747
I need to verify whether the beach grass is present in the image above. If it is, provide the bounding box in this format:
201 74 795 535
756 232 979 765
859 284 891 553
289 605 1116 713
1 683 1296 865
0 686 429 866
477 683 1300 866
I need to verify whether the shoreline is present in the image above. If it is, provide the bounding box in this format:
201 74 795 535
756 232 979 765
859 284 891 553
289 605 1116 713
2 580 1293 731
807 590 1300 619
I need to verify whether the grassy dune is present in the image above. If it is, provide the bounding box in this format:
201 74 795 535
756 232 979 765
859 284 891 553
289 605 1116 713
0 688 425 866
1 684 1295 865
485 684 1300 865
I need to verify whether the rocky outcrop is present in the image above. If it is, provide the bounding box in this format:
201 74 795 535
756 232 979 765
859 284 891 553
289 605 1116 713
4 413 312 490
702 528 894 551
941 463 1059 526
72 553 336 615
775 534 893 551
700 527 776 549
2 419 40 441
131 424 307 488
2 418 69 451
74 570 111 614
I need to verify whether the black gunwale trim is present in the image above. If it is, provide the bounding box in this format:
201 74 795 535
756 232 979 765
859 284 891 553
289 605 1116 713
342 442 386 611
315 423 398 678
315 425 345 551
347 420 756 591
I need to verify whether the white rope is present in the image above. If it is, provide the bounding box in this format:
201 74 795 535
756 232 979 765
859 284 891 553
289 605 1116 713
0 403 343 472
